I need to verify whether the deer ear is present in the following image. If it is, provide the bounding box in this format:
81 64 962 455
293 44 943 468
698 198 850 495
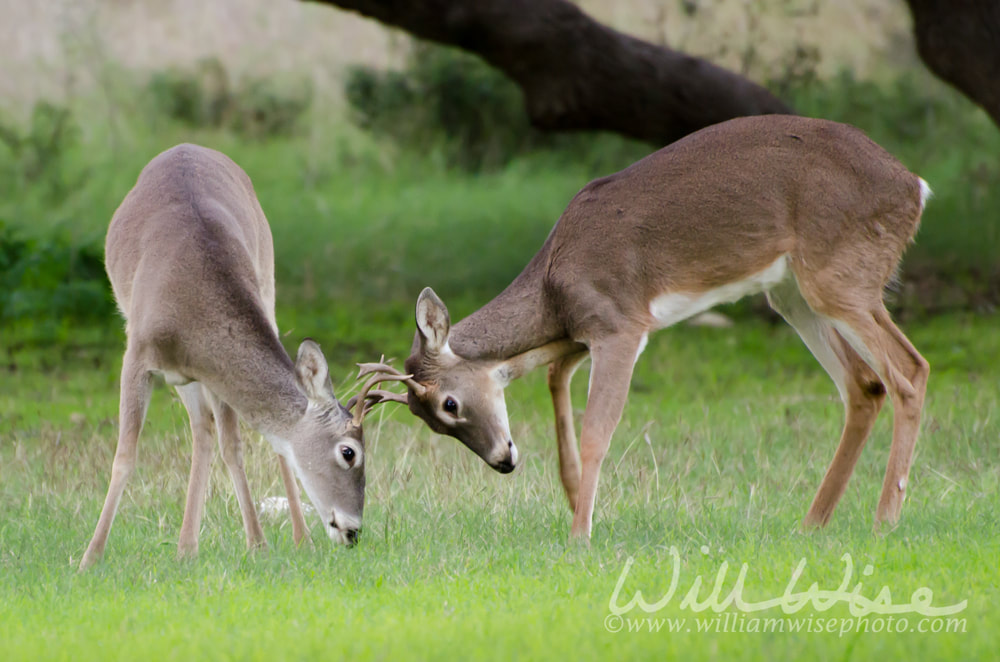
295 339 336 403
415 287 451 356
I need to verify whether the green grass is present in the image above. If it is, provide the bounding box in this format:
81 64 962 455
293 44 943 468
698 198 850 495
1 311 998 660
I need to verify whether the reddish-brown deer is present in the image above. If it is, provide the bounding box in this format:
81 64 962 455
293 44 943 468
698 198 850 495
370 115 931 541
81 144 400 569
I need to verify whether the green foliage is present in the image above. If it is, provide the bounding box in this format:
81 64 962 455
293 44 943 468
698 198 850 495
146 57 312 139
231 76 313 139
345 45 534 170
345 44 647 172
0 220 114 339
792 71 967 148
0 100 82 201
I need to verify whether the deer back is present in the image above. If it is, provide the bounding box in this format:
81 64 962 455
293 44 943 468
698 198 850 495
105 144 287 385
543 115 923 325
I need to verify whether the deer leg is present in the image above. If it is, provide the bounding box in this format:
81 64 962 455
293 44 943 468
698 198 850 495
831 308 928 529
175 383 217 558
277 455 311 547
80 349 152 570
570 332 644 542
210 394 267 550
803 332 887 527
547 350 589 512
767 282 887 528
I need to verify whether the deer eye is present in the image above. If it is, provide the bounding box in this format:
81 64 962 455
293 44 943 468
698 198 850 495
340 445 356 465
443 397 459 415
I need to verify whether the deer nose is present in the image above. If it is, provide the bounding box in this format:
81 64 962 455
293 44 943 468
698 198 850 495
330 519 361 546
493 439 517 473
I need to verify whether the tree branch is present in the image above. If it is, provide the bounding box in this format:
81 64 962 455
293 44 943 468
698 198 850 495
905 0 1000 129
305 0 793 146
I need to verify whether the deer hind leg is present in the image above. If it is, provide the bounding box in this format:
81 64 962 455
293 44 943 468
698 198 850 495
175 383 217 558
803 332 889 527
277 455 311 547
767 280 889 528
829 309 928 529
208 393 267 550
547 350 589 512
80 348 152 570
571 332 645 542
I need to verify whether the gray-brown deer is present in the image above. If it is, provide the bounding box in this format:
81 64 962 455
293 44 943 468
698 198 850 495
81 144 400 569
368 115 931 541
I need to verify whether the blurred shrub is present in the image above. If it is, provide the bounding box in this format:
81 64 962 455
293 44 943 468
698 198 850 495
0 220 114 335
231 77 311 138
345 45 536 170
766 43 821 99
0 100 81 201
345 44 647 172
147 57 230 128
147 57 312 139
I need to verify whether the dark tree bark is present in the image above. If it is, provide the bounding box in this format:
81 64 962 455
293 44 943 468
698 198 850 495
905 0 1000 129
305 0 793 146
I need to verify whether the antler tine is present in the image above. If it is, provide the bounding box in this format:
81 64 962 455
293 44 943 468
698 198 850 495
351 370 417 427
356 356 428 398
365 389 409 406
357 361 404 379
359 389 409 417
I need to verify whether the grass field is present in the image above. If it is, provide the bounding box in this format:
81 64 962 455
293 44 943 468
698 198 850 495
2 307 998 659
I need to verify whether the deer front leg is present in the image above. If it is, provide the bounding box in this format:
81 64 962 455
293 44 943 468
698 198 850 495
277 455 311 547
570 333 644 542
80 350 152 570
548 350 589 512
210 396 267 551
175 383 217 558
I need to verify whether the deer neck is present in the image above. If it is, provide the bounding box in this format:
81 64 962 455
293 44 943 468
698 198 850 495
447 246 584 377
196 335 308 439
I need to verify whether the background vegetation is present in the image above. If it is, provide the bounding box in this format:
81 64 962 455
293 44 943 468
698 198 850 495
2 41 998 347
1 1 998 659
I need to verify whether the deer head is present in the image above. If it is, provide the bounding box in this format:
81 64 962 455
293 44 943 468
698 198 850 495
285 339 368 545
401 288 518 473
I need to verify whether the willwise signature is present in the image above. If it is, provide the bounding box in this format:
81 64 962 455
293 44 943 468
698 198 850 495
609 548 968 618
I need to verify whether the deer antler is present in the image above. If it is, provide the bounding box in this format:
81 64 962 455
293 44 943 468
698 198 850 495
364 389 410 406
356 359 428 396
348 357 426 427
350 388 409 419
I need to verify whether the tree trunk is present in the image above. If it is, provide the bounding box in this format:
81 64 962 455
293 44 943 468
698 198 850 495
304 0 793 146
905 0 1000 128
